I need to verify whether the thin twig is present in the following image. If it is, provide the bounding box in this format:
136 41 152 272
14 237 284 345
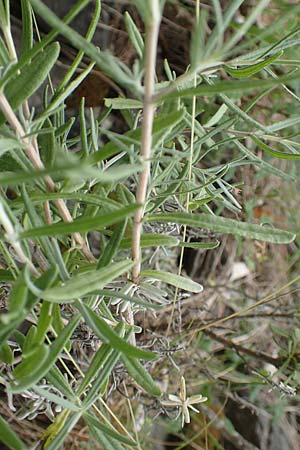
204 329 280 366
186 273 300 342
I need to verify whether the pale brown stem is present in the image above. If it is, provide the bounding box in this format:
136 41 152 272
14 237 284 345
131 4 161 283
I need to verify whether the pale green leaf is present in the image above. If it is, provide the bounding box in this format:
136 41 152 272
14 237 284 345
0 415 26 450
121 354 161 396
252 136 300 160
224 51 282 78
43 260 134 302
84 413 137 446
140 269 203 293
20 204 139 239
77 303 156 360
9 315 80 393
145 213 295 244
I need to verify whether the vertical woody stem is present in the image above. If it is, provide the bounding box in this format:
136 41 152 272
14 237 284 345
0 92 95 262
131 2 161 283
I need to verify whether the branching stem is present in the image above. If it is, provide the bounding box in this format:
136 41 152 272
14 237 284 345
131 2 161 283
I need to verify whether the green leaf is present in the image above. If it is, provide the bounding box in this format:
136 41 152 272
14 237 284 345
12 343 49 379
1 43 60 120
234 139 296 182
41 62 94 118
47 366 75 399
21 0 33 54
20 204 139 239
145 212 296 244
84 413 137 446
97 221 127 269
252 136 300 160
0 342 13 364
53 0 101 96
23 325 37 356
156 71 300 103
89 423 126 450
82 347 121 408
0 269 15 282
97 289 163 310
33 300 53 345
190 9 207 69
0 0 91 90
0 138 22 157
0 415 26 450
104 97 143 110
0 267 57 342
0 35 10 64
32 385 80 412
44 411 81 450
223 0 271 53
140 269 203 293
43 260 134 302
124 11 144 59
121 354 161 397
8 268 28 314
120 234 179 249
9 315 80 393
224 51 282 78
78 303 156 360
179 240 220 249
88 108 186 165
77 336 121 396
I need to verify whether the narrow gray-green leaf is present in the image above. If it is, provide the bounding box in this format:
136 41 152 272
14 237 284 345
12 343 49 379
145 213 295 244
140 269 203 293
120 234 179 249
84 413 137 446
104 97 143 110
43 260 134 302
20 204 139 239
124 10 144 59
156 71 300 103
0 138 22 157
179 240 220 249
252 136 300 160
77 342 117 396
0 342 13 364
2 43 60 117
9 315 80 393
82 347 121 408
0 415 26 450
44 412 82 450
121 354 161 396
78 303 156 360
89 423 126 450
224 51 282 78
21 0 33 54
0 269 15 281
8 268 28 313
97 221 127 269
32 386 80 412
88 109 186 165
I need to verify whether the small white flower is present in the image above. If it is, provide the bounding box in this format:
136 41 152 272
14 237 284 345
162 376 208 427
